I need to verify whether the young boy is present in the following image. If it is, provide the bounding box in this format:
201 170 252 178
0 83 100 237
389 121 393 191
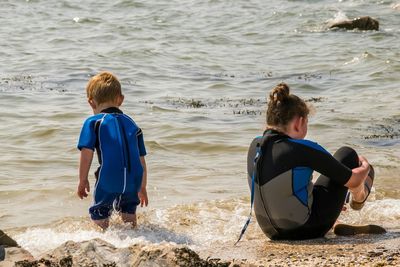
77 71 148 229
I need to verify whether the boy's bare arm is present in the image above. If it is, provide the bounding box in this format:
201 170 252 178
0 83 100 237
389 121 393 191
78 148 94 199
138 156 148 207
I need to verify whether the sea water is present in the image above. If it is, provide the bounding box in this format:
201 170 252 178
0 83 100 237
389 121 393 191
1 0 399 257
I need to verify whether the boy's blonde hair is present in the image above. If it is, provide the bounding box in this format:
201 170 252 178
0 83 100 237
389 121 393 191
86 72 122 104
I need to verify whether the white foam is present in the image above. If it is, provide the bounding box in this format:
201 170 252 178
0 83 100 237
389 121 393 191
151 198 258 248
391 3 400 10
326 10 349 25
344 57 360 65
339 199 400 228
14 198 400 257
14 223 191 257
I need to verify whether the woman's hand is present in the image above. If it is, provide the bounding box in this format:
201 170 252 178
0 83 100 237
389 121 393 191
345 156 370 189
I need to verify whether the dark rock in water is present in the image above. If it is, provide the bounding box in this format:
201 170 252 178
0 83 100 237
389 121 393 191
329 16 379 31
0 230 18 247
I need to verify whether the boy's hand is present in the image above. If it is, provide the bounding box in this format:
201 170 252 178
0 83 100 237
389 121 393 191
138 187 148 207
77 179 90 199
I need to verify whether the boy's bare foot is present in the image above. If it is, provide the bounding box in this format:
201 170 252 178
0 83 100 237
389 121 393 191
93 219 109 230
121 213 137 228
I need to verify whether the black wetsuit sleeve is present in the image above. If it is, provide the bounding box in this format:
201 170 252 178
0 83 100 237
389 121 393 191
290 142 352 185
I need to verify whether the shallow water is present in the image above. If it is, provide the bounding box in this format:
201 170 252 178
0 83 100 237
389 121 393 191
10 198 400 258
1 0 400 256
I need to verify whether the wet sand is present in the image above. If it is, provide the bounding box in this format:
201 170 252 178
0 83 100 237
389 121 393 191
3 230 399 267
200 232 400 266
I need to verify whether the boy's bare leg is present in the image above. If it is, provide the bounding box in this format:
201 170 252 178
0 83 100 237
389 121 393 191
121 213 137 228
93 219 109 230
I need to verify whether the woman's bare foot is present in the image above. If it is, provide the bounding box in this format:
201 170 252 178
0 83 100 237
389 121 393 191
349 175 374 210
334 223 386 236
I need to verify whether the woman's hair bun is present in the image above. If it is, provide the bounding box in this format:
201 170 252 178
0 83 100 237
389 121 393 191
270 82 290 103
266 82 309 127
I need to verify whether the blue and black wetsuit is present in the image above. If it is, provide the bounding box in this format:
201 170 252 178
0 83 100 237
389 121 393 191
247 129 359 240
78 107 146 220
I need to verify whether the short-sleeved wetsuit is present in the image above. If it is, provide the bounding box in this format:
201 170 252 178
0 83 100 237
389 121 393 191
78 107 147 220
247 129 358 240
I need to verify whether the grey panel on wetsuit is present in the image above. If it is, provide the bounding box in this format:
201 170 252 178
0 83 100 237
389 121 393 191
248 171 312 236
247 137 279 237
252 186 279 237
259 170 311 229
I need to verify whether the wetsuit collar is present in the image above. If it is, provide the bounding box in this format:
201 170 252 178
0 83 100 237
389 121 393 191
264 128 286 136
101 107 123 114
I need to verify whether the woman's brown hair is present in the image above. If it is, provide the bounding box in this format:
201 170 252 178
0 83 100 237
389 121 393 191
266 83 309 129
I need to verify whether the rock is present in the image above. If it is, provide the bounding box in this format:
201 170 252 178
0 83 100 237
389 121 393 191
14 239 231 267
2 247 34 267
329 16 379 31
0 229 18 247
5 231 400 266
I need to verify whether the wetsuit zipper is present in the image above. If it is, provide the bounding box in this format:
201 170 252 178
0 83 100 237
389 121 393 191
114 116 130 193
118 119 131 173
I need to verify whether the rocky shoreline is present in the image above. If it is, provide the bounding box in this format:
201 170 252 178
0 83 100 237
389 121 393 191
2 230 399 267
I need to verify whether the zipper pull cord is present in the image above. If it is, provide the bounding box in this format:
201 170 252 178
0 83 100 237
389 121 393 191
235 143 261 245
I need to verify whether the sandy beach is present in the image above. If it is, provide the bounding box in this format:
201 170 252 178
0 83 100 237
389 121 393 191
2 228 400 266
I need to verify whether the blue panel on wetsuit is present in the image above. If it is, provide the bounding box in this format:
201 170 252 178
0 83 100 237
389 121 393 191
77 114 104 151
292 167 313 206
288 139 330 155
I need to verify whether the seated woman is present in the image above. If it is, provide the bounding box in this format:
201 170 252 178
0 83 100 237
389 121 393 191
247 83 375 240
